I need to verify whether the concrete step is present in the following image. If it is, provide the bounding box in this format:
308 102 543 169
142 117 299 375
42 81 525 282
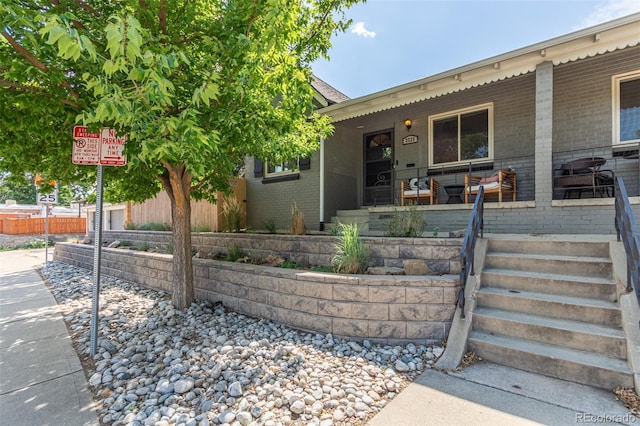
473 307 627 358
467 331 633 389
476 287 621 327
484 252 612 278
335 209 371 217
486 239 610 258
481 268 617 301
330 215 370 225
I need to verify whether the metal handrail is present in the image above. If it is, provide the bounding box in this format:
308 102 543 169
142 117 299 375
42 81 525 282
614 176 640 310
458 186 484 319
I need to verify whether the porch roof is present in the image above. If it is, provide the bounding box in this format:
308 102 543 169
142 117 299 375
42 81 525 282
318 13 640 123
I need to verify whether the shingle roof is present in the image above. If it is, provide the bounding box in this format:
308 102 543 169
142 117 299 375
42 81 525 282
311 74 350 105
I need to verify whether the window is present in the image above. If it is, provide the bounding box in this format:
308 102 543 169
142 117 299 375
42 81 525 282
429 103 493 167
613 71 640 145
265 159 299 177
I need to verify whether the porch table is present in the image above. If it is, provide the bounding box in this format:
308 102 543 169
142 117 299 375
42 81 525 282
554 157 613 199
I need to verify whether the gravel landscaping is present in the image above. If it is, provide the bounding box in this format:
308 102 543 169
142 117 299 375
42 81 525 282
40 261 444 426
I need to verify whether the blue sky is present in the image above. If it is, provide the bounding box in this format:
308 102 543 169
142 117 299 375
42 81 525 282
311 0 640 99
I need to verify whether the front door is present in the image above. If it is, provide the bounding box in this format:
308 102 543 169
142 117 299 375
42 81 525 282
364 129 394 205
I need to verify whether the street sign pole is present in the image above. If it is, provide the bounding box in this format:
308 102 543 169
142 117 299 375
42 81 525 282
44 204 49 268
90 164 104 357
73 126 126 358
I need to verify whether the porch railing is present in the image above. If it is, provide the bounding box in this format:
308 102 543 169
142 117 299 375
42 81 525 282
458 186 484 319
614 176 640 310
553 144 640 199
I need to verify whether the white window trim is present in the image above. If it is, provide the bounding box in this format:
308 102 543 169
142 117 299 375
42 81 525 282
612 70 640 147
265 159 300 178
428 102 494 168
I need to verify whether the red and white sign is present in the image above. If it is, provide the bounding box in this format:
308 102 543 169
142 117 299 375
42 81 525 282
72 126 127 166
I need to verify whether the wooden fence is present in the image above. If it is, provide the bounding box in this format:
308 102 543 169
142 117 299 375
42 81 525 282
0 217 86 235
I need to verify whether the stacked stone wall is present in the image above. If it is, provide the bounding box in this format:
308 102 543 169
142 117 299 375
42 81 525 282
54 242 461 344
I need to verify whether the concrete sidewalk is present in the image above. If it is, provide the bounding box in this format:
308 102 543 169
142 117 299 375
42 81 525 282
368 362 635 426
0 249 98 426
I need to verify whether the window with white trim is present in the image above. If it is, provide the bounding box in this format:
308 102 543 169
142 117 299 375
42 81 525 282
265 158 299 177
613 71 640 145
428 103 493 167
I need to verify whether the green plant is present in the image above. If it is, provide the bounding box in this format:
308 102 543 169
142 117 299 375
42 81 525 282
225 243 245 262
192 224 211 233
137 242 149 252
384 203 425 237
164 242 174 254
124 222 138 230
289 202 306 235
281 259 302 269
119 241 131 247
432 226 440 237
138 222 172 231
309 265 334 273
263 219 277 234
331 223 369 274
222 196 243 233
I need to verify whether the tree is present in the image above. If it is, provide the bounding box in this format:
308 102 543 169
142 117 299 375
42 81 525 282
1 0 362 309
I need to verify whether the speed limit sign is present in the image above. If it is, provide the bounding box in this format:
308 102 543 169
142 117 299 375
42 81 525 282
37 190 58 204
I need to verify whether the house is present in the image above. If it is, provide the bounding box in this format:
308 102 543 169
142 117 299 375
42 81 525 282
246 13 640 235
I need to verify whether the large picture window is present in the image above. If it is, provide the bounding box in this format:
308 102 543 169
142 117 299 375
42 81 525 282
613 71 640 145
429 104 493 166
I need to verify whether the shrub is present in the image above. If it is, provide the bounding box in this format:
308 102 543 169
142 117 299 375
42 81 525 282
193 224 211 233
263 219 277 234
225 243 245 262
124 222 138 230
138 222 172 231
384 203 425 237
222 196 243 233
331 223 369 274
289 202 306 235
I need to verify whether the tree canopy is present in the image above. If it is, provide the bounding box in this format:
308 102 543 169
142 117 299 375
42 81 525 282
1 0 362 309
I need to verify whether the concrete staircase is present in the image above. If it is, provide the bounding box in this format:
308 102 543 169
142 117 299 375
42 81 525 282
325 208 370 234
468 237 634 390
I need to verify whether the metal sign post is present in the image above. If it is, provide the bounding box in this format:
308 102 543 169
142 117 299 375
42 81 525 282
72 126 126 358
90 165 104 357
36 186 57 267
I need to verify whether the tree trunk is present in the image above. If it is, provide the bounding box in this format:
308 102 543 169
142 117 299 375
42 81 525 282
159 162 194 310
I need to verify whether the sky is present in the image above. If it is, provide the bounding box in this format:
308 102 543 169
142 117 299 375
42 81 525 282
311 0 640 99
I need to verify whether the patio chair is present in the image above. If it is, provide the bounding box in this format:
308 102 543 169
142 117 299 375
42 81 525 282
553 157 615 199
401 177 439 205
464 169 516 203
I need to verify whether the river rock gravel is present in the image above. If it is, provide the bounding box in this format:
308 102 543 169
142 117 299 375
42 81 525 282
39 261 444 426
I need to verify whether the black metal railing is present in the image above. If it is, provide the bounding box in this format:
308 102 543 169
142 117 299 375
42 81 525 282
457 186 484 319
393 154 535 205
614 176 640 309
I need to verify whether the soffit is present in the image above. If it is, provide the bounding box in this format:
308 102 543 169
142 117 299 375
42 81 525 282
319 14 640 123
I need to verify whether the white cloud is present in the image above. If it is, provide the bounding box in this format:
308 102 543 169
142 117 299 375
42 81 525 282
577 0 640 29
351 22 376 38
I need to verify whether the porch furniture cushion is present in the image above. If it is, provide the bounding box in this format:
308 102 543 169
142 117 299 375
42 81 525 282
464 169 516 203
401 178 439 205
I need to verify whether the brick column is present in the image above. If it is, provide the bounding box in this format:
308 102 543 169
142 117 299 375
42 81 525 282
535 61 554 210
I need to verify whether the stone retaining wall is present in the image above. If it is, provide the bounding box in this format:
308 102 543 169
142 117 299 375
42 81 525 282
101 231 463 274
54 242 461 344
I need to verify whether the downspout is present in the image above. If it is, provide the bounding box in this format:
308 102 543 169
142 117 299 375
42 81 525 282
319 137 325 231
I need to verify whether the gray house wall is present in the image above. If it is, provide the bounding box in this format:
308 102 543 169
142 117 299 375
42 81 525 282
246 155 320 232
